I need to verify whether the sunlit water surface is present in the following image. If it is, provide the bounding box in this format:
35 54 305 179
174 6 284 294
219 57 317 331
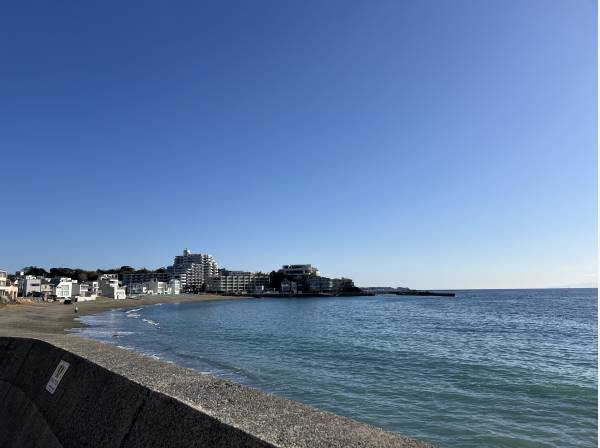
71 289 597 447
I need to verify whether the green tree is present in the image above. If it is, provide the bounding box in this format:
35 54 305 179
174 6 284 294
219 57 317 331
22 266 48 276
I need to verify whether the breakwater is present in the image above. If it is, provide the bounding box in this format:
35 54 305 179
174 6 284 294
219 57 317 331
0 336 432 448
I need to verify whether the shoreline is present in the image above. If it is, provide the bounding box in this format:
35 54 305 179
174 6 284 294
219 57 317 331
0 294 436 447
0 294 240 338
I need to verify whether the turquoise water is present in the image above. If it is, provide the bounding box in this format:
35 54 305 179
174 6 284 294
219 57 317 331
72 289 597 447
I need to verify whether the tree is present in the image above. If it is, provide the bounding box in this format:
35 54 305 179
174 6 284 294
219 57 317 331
269 270 284 290
22 266 48 277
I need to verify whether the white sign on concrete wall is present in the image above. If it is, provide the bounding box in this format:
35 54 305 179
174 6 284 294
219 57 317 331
46 360 70 394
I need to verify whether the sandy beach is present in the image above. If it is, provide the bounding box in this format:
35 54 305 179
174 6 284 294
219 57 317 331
0 294 238 338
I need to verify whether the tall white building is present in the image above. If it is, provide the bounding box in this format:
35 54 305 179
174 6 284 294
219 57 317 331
169 249 219 290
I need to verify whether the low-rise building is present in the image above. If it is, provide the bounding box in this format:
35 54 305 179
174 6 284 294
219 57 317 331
0 270 17 302
206 270 270 294
90 281 100 296
146 280 167 295
307 276 334 293
330 277 355 292
168 278 181 295
304 276 356 294
98 274 126 299
40 278 54 299
122 271 171 287
51 278 76 299
129 278 181 295
18 275 46 297
281 278 301 294
72 282 97 301
280 264 320 277
128 283 147 294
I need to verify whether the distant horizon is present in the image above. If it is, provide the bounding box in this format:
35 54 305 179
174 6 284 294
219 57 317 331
1 1 596 290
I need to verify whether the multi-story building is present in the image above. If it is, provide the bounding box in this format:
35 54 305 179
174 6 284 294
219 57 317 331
18 275 43 296
51 278 76 299
98 274 126 299
145 280 167 295
72 282 97 301
129 278 181 295
169 249 219 290
89 281 100 296
206 270 270 294
122 271 171 287
331 277 355 292
168 278 181 295
307 276 355 293
281 278 301 294
0 269 17 302
40 278 54 299
307 276 334 293
280 264 320 277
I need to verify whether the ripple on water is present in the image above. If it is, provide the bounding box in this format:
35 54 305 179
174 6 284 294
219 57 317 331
71 290 598 448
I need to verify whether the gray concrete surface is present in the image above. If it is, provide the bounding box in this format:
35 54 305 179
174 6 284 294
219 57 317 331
0 336 436 448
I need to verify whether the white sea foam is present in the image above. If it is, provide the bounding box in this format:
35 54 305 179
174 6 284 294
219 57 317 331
126 313 141 318
142 318 159 326
126 308 142 313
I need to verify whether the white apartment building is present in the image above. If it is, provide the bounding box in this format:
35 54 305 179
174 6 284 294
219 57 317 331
128 278 181 295
169 249 219 289
145 279 181 295
51 278 76 299
206 271 270 294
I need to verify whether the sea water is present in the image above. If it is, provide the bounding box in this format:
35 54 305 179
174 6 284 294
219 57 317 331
71 289 597 447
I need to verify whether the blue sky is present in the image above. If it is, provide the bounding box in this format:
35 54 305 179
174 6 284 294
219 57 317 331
1 1 596 289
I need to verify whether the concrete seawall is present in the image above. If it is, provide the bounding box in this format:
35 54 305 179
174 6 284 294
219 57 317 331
0 336 434 448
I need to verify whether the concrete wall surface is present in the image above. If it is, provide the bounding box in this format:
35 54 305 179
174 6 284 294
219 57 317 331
0 336 435 448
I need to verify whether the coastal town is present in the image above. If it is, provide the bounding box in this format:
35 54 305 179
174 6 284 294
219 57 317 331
0 248 405 304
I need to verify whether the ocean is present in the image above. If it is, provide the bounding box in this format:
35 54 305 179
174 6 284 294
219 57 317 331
70 289 597 447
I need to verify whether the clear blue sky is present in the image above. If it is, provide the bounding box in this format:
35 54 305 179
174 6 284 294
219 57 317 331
1 1 596 289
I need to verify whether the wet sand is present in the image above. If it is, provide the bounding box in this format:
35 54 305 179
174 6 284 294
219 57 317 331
0 294 238 338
